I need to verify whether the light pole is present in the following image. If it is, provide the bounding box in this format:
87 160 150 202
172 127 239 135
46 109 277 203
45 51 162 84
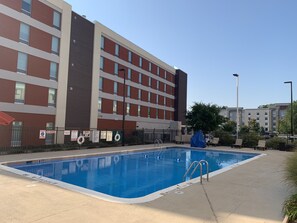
233 74 239 140
284 81 293 138
119 68 126 146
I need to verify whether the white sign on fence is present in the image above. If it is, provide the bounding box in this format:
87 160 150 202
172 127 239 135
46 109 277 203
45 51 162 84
91 130 100 143
71 130 78 141
106 131 113 142
39 130 46 139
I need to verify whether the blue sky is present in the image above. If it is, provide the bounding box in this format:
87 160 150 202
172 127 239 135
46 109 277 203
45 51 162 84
65 0 297 109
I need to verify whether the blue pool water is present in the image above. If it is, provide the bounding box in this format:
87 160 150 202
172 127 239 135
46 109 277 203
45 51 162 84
8 148 258 199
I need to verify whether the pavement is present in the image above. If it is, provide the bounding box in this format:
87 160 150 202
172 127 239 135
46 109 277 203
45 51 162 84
0 144 293 223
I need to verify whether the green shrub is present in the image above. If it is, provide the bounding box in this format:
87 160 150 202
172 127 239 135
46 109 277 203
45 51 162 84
283 194 297 222
241 133 261 148
285 152 297 187
266 137 287 150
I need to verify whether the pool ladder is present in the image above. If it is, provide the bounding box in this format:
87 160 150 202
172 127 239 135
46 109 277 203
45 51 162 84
183 160 209 184
154 138 163 148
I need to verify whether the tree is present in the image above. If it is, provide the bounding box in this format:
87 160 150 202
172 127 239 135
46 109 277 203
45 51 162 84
221 120 236 133
279 101 297 134
248 119 260 133
186 102 224 133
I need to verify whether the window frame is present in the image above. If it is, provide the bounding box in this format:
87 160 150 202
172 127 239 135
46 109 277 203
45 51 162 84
19 23 30 44
21 0 31 15
17 52 28 74
53 10 61 29
15 82 26 104
48 88 57 107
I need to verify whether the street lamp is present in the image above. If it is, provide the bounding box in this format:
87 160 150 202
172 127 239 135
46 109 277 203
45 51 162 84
119 68 126 146
284 81 293 138
233 74 239 140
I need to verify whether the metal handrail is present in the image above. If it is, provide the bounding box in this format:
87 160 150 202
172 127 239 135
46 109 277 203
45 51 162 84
154 138 163 148
183 160 209 184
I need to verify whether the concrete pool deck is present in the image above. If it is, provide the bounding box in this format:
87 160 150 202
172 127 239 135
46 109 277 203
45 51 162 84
0 144 293 223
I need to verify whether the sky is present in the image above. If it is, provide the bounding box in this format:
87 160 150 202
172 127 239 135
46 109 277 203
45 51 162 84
65 0 297 109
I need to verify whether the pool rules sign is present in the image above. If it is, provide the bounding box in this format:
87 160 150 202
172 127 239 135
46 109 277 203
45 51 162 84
39 130 46 139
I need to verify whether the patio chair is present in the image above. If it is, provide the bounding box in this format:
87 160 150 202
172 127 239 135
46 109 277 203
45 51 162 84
254 140 267 150
175 135 182 144
208 137 219 146
232 139 243 148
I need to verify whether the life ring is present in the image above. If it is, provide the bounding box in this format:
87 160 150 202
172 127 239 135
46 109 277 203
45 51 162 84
114 133 121 142
77 136 85 145
76 160 83 168
113 155 120 164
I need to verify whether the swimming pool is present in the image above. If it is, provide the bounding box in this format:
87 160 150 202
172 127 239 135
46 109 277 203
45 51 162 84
3 147 262 203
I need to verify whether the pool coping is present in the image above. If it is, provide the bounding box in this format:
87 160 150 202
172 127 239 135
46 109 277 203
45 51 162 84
0 146 266 204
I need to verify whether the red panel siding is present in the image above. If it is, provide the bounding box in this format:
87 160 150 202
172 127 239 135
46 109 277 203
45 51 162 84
30 26 52 53
102 98 112 114
0 13 19 42
0 78 15 103
97 119 136 130
0 46 17 72
104 37 115 55
25 84 48 106
28 55 50 79
31 1 53 27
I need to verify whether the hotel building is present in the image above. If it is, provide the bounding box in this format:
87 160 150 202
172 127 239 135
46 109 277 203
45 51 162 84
0 0 188 147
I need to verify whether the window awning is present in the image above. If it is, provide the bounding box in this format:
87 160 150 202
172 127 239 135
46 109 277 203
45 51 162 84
0 111 15 125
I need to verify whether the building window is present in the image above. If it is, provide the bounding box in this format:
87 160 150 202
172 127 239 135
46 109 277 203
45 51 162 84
15 82 25 103
100 56 104 70
127 86 130 97
127 68 131 80
19 23 30 44
101 36 105 49
164 110 166 120
48 88 56 107
139 57 142 67
17 52 28 73
53 11 61 29
148 77 151 87
98 97 102 112
113 82 118 94
156 109 158 119
257 112 259 115
126 103 130 115
139 73 142 84
22 0 31 15
51 36 60 55
11 121 22 147
138 89 141 100
115 44 119 56
265 112 268 115
265 122 268 126
148 92 151 102
128 51 132 63
99 77 103 90
156 95 159 104
113 101 117 114
148 107 150 118
157 67 160 76
157 80 159 90
164 83 166 92
114 63 118 75
50 62 58 80
265 117 268 120
149 62 152 72
163 97 166 105
45 122 54 145
164 71 167 79
138 105 141 116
